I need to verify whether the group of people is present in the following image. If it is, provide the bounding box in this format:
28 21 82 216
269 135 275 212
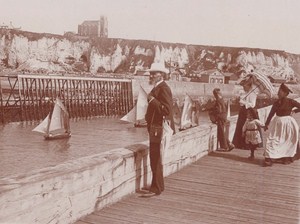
141 63 300 197
212 74 300 167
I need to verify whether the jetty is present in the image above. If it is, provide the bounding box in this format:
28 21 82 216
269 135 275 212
0 74 133 122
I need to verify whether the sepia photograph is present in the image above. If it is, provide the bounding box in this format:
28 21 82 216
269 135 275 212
0 0 299 223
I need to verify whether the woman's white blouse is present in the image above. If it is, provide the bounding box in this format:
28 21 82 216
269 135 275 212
239 88 257 109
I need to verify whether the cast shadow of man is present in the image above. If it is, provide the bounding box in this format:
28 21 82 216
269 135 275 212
124 143 150 193
93 143 150 210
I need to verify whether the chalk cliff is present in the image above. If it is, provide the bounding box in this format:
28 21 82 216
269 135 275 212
0 29 299 82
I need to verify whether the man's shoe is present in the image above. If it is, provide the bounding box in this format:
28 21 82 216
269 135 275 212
141 186 150 191
140 191 160 198
228 144 235 151
248 155 254 160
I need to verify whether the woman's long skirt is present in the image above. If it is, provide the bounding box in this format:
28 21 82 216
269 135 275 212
265 116 299 159
232 106 247 149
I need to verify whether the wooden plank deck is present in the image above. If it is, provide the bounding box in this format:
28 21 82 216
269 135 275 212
75 147 300 224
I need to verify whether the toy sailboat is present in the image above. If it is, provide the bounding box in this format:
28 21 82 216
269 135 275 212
33 98 71 140
179 94 194 130
227 98 231 118
121 86 148 127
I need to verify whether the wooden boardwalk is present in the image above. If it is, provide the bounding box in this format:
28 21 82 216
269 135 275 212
75 148 300 224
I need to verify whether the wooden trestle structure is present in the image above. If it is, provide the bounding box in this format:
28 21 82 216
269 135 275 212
0 74 134 123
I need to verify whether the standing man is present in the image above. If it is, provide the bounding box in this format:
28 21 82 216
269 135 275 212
144 62 175 197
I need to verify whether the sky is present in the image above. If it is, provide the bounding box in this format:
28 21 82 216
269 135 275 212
1 0 300 54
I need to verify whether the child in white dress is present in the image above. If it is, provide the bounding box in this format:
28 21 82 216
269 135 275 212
242 108 265 160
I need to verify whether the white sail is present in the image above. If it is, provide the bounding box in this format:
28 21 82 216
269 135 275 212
227 98 231 118
55 98 68 114
32 98 71 139
136 86 148 121
49 98 70 133
120 86 148 125
121 105 137 123
180 94 193 129
32 114 50 134
49 102 64 132
56 98 70 133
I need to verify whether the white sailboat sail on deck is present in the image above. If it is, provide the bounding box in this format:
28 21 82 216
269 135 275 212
180 94 193 130
121 86 148 127
33 98 71 140
227 98 231 118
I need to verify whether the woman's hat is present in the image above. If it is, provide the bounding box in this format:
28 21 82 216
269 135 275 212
147 62 169 74
279 83 292 94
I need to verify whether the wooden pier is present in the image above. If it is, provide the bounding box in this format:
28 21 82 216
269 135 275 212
0 74 134 122
76 148 300 224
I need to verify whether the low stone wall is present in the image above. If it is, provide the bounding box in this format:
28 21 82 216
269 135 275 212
0 122 218 224
0 103 277 224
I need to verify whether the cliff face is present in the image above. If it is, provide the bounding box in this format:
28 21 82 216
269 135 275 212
0 29 299 82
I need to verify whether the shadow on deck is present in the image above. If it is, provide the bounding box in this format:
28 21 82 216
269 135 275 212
75 148 300 224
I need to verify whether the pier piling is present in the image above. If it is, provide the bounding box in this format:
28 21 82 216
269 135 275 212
0 74 134 123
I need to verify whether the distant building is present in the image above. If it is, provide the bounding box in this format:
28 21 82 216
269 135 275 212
188 73 200 82
222 72 232 84
170 70 181 81
0 22 21 30
63 31 76 38
78 16 108 37
199 69 225 84
223 72 240 84
0 25 9 29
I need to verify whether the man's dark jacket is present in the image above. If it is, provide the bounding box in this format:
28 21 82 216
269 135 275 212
145 81 175 133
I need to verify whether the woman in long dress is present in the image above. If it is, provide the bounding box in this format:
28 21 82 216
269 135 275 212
264 83 300 166
232 76 259 149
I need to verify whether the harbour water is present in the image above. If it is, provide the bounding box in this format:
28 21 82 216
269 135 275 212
0 117 149 178
0 107 253 179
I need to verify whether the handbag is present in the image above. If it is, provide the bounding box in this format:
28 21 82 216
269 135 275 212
149 124 163 143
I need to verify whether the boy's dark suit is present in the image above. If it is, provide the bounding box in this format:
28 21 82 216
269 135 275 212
212 98 231 150
145 81 174 195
